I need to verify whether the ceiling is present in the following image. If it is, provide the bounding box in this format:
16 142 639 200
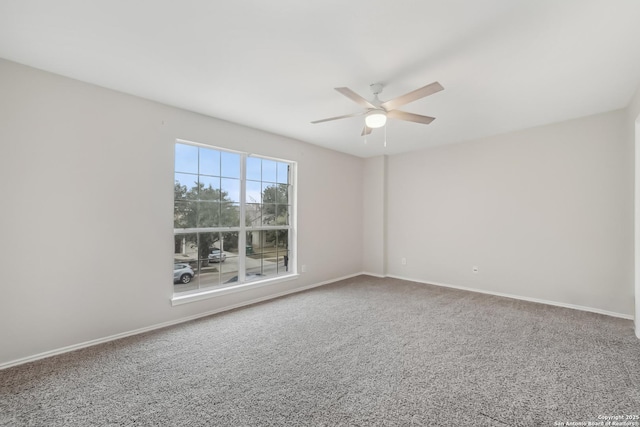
1 1 640 158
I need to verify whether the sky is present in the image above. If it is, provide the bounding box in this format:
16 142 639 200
175 142 289 203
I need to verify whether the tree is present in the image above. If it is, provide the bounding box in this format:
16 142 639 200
174 181 194 229
174 180 240 262
262 184 288 225
262 184 289 248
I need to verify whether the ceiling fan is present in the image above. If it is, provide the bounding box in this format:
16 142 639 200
311 81 444 136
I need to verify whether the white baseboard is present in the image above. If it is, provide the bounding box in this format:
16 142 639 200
0 272 362 371
361 271 386 278
4 271 633 370
386 274 634 320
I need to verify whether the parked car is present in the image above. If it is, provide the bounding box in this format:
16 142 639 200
174 263 195 284
208 248 227 263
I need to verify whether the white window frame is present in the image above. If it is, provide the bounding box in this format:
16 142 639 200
171 139 297 306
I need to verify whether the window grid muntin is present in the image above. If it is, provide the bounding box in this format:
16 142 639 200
174 141 293 294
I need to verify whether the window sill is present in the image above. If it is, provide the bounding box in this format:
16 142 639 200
171 274 299 306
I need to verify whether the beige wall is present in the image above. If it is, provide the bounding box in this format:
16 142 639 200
386 109 634 316
2 56 638 366
628 83 640 123
362 156 386 276
630 83 640 334
0 59 364 366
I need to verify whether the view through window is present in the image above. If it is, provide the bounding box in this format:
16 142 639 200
173 141 293 293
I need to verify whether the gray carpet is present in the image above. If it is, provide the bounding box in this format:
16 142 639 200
1 276 639 426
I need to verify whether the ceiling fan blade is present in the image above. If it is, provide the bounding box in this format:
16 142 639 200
361 125 372 136
311 111 365 124
335 87 376 109
381 82 444 111
387 110 436 124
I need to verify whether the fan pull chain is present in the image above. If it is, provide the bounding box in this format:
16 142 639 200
384 123 387 148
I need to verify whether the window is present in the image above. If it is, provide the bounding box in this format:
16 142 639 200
173 141 294 295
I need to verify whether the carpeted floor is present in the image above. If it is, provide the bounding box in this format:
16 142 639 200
1 276 639 426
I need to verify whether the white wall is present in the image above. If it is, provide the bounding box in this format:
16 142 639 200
2 56 637 367
0 59 364 366
629 83 640 335
386 109 634 316
362 156 386 276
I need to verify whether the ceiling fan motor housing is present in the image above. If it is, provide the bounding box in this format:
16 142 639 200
370 83 384 96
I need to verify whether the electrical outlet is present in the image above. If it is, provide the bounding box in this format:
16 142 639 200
401 257 407 265
472 266 479 273
301 264 307 273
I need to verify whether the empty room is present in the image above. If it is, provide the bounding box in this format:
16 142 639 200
1 1 640 426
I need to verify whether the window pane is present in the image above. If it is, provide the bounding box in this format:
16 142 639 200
246 181 262 204
276 229 289 249
274 230 289 275
174 201 197 228
174 234 198 292
262 184 278 204
245 203 261 227
244 229 287 279
221 151 240 178
218 231 239 285
175 183 188 201
220 231 239 255
221 178 240 203
174 233 198 264
201 232 220 258
276 184 288 204
262 203 288 225
276 205 289 225
277 162 289 184
246 230 266 277
262 204 277 225
246 231 257 256
277 248 290 274
198 232 220 289
247 254 270 279
175 143 198 174
175 173 198 197
199 147 220 176
200 243 214 268
220 255 240 285
262 159 277 183
198 202 220 227
198 176 220 201
203 232 224 265
220 203 240 227
246 157 261 181
199 264 221 289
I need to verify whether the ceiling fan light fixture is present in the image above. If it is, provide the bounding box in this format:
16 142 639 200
365 109 387 128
